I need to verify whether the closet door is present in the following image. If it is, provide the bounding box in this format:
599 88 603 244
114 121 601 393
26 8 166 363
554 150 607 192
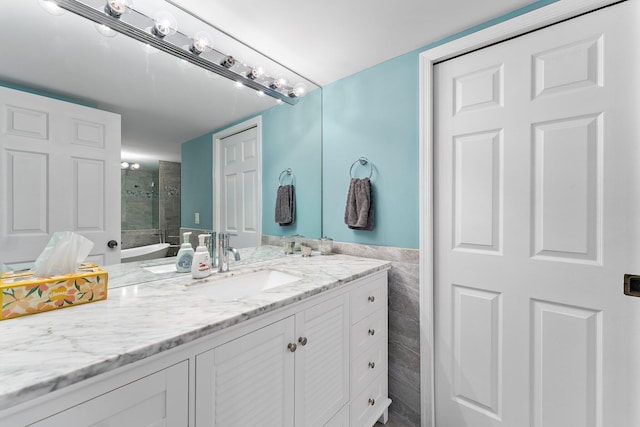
434 2 640 426
0 86 121 265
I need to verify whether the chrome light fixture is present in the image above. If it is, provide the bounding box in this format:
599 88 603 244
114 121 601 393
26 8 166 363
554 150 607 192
50 0 306 105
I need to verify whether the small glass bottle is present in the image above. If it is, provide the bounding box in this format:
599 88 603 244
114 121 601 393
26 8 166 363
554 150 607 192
282 235 294 255
319 237 333 255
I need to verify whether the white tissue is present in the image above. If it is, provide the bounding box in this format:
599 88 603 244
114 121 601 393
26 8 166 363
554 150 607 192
33 232 94 277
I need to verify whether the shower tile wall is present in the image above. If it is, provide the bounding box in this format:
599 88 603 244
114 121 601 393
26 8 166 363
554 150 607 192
159 161 181 245
121 168 159 249
121 168 159 230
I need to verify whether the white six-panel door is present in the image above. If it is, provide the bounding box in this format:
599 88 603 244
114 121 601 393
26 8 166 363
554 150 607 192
220 126 260 248
434 2 640 426
0 87 121 265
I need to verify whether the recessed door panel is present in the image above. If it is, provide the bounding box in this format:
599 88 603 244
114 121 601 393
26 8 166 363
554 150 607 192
74 158 104 231
453 130 502 253
72 119 105 148
532 114 601 263
452 285 502 418
5 106 48 139
454 65 504 114
531 300 601 427
532 36 603 99
6 150 48 234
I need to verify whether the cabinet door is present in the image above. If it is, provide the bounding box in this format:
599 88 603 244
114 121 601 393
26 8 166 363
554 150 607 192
196 317 296 427
295 294 350 427
31 361 188 427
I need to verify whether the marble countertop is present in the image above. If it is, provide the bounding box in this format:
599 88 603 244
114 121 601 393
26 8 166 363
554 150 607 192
0 246 390 411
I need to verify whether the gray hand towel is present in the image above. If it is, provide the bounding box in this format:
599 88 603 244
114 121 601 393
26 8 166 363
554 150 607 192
275 184 296 226
344 178 374 230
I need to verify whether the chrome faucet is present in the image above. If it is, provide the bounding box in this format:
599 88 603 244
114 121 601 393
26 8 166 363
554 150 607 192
218 233 241 272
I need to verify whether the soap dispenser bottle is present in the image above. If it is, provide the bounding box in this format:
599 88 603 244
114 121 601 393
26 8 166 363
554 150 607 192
175 232 194 273
191 234 212 279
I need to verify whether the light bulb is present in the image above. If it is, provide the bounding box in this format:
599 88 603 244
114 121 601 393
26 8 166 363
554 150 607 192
121 162 130 169
38 0 65 16
246 67 264 80
235 81 244 89
275 99 284 104
269 79 282 90
130 163 141 170
104 0 132 18
220 56 235 68
152 11 177 38
190 31 212 55
289 82 307 98
256 91 266 98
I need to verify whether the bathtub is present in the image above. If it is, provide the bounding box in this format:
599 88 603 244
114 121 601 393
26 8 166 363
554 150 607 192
121 243 171 263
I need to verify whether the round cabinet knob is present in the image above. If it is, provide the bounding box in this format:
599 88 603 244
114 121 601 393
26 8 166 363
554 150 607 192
368 329 376 336
298 337 308 346
287 343 297 352
368 295 375 302
368 361 376 369
368 398 376 406
107 240 118 248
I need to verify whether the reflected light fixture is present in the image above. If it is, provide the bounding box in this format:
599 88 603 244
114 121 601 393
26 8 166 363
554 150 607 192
49 0 308 105
121 161 140 170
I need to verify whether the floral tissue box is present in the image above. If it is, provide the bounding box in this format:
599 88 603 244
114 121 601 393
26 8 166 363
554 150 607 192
0 263 108 320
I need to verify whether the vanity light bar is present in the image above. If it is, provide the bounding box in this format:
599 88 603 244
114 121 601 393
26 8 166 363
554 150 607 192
52 0 301 105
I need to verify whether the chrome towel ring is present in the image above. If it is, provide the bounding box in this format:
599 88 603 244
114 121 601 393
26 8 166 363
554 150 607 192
278 168 295 185
349 157 373 179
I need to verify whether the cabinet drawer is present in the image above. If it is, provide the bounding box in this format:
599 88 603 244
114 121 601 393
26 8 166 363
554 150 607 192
351 309 386 358
350 274 387 325
351 337 387 398
350 371 389 427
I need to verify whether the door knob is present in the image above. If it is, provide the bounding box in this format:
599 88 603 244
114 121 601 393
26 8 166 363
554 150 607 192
368 361 376 369
368 295 375 302
368 329 375 336
298 337 308 346
107 240 118 248
287 343 297 352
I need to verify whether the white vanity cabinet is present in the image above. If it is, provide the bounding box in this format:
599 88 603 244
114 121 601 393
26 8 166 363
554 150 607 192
0 268 389 427
195 293 350 427
3 360 189 427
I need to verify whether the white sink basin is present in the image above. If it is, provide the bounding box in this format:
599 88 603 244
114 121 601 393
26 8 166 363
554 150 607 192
189 269 301 301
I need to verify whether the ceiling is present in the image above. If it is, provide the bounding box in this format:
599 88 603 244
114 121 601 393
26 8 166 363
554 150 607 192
0 0 542 165
171 0 538 86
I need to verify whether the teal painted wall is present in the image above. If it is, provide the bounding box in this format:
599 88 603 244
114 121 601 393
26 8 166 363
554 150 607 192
182 0 557 247
262 89 322 238
322 0 557 249
181 133 213 229
322 54 419 248
181 89 322 237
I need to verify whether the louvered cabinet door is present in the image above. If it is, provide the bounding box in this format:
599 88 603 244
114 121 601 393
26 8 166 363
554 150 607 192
295 294 350 427
195 317 296 427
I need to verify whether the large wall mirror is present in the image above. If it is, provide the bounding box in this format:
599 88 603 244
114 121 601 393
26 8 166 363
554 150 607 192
0 0 322 262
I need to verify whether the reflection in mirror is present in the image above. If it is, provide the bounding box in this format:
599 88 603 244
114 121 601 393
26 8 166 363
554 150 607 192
0 0 322 263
